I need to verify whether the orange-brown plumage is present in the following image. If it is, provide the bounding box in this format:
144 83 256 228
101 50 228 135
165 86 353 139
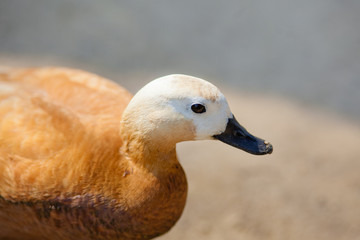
0 68 272 239
0 68 188 239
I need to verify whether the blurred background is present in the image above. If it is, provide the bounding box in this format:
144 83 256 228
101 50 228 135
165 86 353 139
1 1 360 239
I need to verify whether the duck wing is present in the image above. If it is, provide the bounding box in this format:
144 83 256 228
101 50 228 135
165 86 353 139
0 67 133 199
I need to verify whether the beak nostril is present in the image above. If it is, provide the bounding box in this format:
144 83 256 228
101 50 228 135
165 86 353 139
246 135 256 142
233 130 244 137
233 130 257 142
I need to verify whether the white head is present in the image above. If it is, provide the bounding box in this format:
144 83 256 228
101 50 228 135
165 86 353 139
121 74 272 155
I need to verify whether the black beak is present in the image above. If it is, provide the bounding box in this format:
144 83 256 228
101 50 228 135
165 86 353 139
213 116 273 155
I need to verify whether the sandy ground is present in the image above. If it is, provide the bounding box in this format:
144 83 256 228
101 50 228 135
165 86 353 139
156 91 360 240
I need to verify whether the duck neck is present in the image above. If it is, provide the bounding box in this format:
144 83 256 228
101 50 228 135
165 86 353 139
120 129 179 174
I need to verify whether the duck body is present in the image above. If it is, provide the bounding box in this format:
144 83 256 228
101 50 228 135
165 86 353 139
0 68 187 239
0 68 272 239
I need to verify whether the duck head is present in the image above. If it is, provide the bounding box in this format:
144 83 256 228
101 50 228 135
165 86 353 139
121 74 272 155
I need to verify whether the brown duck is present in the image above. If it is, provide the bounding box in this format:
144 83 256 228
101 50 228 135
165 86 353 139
0 68 272 239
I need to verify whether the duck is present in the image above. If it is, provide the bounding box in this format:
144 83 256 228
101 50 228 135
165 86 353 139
0 67 272 240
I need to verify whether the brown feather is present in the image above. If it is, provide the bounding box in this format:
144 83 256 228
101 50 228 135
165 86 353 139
0 68 188 239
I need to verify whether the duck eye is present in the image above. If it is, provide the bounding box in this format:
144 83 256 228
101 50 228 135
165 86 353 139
191 104 206 114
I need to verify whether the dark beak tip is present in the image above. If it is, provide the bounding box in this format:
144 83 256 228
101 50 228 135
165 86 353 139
264 141 273 154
